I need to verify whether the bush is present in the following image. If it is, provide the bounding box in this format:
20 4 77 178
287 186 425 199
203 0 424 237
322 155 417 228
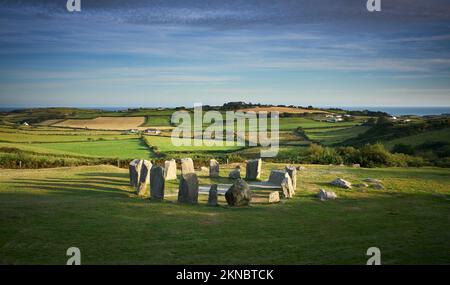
359 144 392 167
307 144 343 165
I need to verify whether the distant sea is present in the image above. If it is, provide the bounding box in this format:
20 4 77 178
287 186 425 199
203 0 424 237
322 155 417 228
335 107 450 116
1 106 449 116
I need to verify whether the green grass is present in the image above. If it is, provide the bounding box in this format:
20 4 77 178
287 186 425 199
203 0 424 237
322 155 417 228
24 139 152 159
384 127 450 149
144 136 242 153
0 164 449 264
0 130 138 143
305 125 371 146
278 117 360 130
143 115 172 127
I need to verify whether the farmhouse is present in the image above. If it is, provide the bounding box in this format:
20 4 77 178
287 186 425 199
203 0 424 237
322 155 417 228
145 128 161 135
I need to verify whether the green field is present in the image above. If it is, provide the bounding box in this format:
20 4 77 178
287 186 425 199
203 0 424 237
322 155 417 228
144 136 242 153
384 127 450 149
23 139 152 159
305 126 370 146
0 164 449 264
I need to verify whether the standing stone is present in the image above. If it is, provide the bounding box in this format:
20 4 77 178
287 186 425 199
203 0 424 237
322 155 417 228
208 184 218 206
181 158 195 175
285 165 297 193
177 173 199 204
129 159 143 188
209 159 220 178
268 191 280 203
137 160 152 197
150 165 165 200
281 175 294 199
229 168 241 179
164 159 177 180
268 170 287 185
245 158 262 180
225 178 252 206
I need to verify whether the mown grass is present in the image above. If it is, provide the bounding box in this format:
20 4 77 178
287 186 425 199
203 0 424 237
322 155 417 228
0 164 448 264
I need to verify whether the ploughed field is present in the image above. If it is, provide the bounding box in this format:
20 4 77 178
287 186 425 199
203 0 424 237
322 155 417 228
0 163 449 264
52 116 146 130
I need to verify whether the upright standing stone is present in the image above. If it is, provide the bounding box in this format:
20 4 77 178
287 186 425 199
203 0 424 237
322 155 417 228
268 170 287 185
281 175 294 198
225 178 252 206
209 159 220 178
137 160 152 197
129 159 143 188
245 158 262 180
150 165 165 200
177 173 199 204
285 165 297 193
164 159 177 180
208 184 218 206
181 158 195 175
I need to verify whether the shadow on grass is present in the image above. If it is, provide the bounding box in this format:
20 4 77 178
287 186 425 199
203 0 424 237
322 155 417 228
9 171 133 198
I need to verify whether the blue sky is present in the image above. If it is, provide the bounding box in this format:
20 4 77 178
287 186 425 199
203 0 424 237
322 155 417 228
0 0 449 107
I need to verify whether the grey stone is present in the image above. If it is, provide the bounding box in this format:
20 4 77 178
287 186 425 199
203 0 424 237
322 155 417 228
225 178 252 206
200 166 209 172
364 178 382 184
164 159 177 180
229 168 241 179
352 164 361 168
281 175 294 198
268 191 280 203
137 160 152 197
150 165 165 200
177 173 199 204
372 183 385 190
245 158 262 180
129 159 143 188
330 178 352 189
296 166 306 171
355 183 369 188
181 158 195 175
208 184 218 206
317 189 337 201
209 159 220 178
268 170 287 185
285 165 297 192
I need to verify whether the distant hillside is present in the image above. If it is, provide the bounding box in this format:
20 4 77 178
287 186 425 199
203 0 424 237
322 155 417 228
238 106 328 114
342 116 450 146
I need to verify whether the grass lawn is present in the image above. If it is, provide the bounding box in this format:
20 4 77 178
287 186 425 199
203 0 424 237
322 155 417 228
0 164 448 264
23 139 152 159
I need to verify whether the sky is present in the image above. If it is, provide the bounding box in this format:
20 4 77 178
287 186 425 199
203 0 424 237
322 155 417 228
0 0 449 108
